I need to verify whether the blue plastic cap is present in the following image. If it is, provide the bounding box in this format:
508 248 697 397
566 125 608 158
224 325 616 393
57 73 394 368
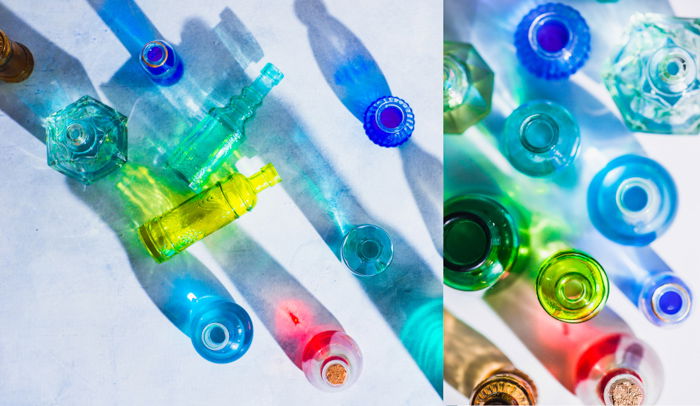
514 3 590 79
190 299 253 363
341 224 394 276
363 96 414 147
140 40 184 86
587 155 677 246
640 272 692 326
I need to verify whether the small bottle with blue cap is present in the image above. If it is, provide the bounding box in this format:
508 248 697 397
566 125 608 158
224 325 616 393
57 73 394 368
363 96 415 147
139 39 184 86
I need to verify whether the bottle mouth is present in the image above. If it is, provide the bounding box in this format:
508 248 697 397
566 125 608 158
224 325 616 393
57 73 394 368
602 371 645 406
191 301 253 363
471 371 538 405
340 224 394 276
648 46 697 95
141 40 170 68
650 282 692 324
615 177 660 220
519 112 560 153
64 121 98 154
363 96 415 147
443 212 492 272
321 358 351 388
529 14 572 57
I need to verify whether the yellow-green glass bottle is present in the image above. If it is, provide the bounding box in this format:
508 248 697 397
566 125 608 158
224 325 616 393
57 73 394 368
139 163 281 263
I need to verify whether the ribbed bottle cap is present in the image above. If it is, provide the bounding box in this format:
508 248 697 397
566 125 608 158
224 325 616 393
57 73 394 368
363 96 414 147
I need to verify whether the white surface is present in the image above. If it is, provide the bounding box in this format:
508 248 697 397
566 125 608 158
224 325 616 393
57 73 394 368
444 1 700 405
0 1 442 405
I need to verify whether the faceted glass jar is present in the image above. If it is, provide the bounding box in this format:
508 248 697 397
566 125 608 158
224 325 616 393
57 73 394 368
604 14 700 134
443 42 494 134
45 95 128 184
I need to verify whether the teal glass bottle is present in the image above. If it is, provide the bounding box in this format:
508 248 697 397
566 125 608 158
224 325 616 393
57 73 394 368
604 14 700 134
444 195 519 291
502 100 580 177
167 63 283 192
443 41 494 134
340 224 393 277
45 95 128 184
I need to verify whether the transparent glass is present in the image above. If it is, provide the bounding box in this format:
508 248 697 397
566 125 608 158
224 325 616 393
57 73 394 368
139 163 281 262
139 39 183 86
639 271 692 327
443 41 494 134
363 96 414 147
45 95 128 184
167 63 283 192
514 2 591 79
0 29 33 82
340 224 393 276
587 154 677 246
301 330 362 392
444 195 519 291
536 250 609 323
502 100 580 176
189 296 253 363
444 310 537 405
603 14 700 134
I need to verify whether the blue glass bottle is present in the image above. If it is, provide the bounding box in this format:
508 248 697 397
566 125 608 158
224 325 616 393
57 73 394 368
588 154 677 246
45 95 128 184
139 40 183 86
340 224 393 276
363 96 415 147
514 3 590 79
603 14 700 134
189 295 253 363
502 100 580 177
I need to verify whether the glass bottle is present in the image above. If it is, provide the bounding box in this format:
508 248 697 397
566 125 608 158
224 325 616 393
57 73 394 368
45 95 128 184
301 330 363 392
139 163 281 262
514 3 591 79
443 41 494 134
0 29 33 82
603 14 700 134
189 295 254 363
139 39 183 86
167 63 283 192
340 224 393 276
502 100 580 177
444 310 537 405
588 154 677 246
363 95 415 147
536 250 609 323
443 194 519 291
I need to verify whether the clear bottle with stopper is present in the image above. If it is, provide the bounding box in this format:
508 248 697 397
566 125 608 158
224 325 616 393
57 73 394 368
139 163 281 263
0 29 34 83
167 63 284 192
444 310 537 405
301 330 362 391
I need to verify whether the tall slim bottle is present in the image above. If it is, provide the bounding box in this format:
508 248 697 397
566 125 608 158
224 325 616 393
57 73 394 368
444 310 537 405
167 63 283 191
139 163 281 262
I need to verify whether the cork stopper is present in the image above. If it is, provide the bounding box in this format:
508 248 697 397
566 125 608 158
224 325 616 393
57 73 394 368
325 363 347 385
608 378 644 406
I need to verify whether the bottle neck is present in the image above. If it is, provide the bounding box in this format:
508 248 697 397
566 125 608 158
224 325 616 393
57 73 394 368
225 63 283 123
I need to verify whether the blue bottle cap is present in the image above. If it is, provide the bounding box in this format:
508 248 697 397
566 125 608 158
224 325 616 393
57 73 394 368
588 155 677 246
363 96 414 147
341 224 393 276
640 272 692 326
190 299 253 363
502 100 580 176
140 40 184 86
514 3 590 79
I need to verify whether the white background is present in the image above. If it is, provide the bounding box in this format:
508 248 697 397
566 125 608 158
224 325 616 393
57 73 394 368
0 1 442 405
445 0 700 405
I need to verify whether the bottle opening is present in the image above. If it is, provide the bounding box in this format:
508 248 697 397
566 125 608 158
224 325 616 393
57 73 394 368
602 372 645 406
555 272 591 309
341 224 393 276
141 41 168 68
322 359 349 387
649 46 696 94
536 18 570 54
519 113 559 153
201 322 230 351
659 290 682 315
651 282 691 323
359 239 381 260
378 104 405 130
615 177 659 219
621 185 648 212
444 213 492 271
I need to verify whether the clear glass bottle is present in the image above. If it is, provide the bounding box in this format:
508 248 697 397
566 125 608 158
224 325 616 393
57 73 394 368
301 330 363 391
444 310 537 405
514 3 591 79
588 154 677 246
139 163 281 262
167 63 283 192
604 14 700 134
502 100 580 177
443 41 494 134
0 29 33 82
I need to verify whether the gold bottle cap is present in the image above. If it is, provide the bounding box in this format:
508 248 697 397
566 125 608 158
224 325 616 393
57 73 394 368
0 30 9 65
471 370 538 405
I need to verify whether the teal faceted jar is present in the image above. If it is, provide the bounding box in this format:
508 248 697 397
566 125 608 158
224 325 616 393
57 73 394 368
443 41 494 134
340 224 393 277
444 195 519 291
45 95 128 184
604 14 700 134
502 100 580 177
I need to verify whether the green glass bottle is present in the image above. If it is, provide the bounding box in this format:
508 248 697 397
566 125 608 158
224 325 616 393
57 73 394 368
139 163 281 263
536 250 609 323
443 42 494 134
167 63 283 192
444 195 518 291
